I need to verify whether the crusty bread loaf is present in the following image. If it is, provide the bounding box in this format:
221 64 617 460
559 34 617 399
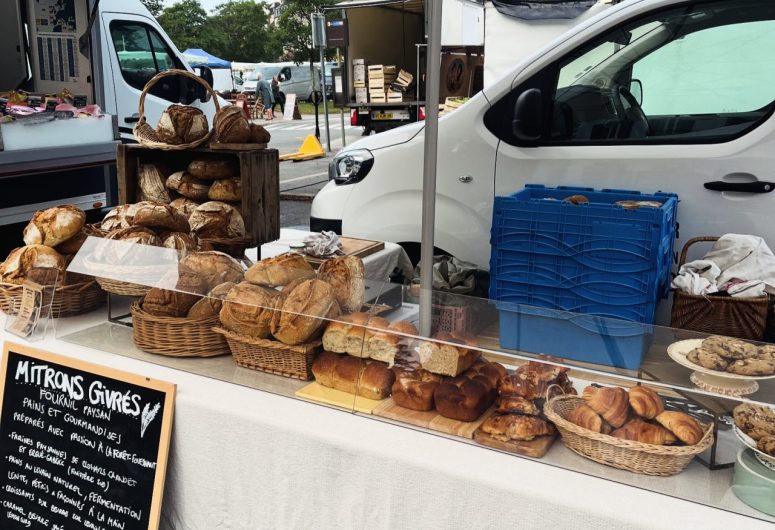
178 251 243 291
312 351 394 400
418 331 481 376
249 123 271 144
142 288 200 317
317 256 365 313
101 202 150 231
166 171 211 201
219 281 279 338
433 360 507 422
23 205 86 247
391 367 443 411
106 226 162 246
189 201 246 238
213 106 251 144
187 158 238 180
133 203 191 233
0 246 65 284
55 229 89 255
208 178 242 202
161 232 199 257
169 197 201 218
272 279 337 345
245 253 315 287
187 281 236 318
156 104 208 145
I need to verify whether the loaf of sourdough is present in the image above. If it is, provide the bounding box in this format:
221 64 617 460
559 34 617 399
245 253 315 287
249 123 271 144
55 228 89 255
142 287 201 317
391 367 443 411
213 106 251 143
189 201 246 238
317 256 365 313
272 279 338 345
187 158 238 180
208 178 242 202
312 351 394 400
169 198 201 218
166 171 211 201
106 226 162 246
433 360 507 422
178 251 243 291
23 205 86 247
187 281 236 318
155 105 208 145
418 331 481 376
101 202 149 231
161 232 199 257
133 203 191 233
0 246 65 284
219 281 280 338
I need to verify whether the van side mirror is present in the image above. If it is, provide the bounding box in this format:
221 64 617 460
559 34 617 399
512 88 543 143
629 79 643 106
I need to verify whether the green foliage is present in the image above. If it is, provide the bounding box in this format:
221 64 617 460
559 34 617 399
274 0 337 64
157 0 211 52
207 1 271 62
140 0 164 18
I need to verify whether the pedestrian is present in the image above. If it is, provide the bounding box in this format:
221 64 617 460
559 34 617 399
256 72 274 120
271 75 285 114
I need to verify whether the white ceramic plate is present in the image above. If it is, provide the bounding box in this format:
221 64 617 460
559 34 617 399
667 339 775 381
734 425 775 472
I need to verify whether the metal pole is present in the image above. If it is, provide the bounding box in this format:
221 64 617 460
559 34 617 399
320 46 331 152
418 0 443 336
338 47 346 148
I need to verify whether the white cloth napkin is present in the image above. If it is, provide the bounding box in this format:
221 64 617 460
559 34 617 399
671 260 720 295
303 231 344 258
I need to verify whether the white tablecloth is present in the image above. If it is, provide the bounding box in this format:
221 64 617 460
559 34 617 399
1 317 771 530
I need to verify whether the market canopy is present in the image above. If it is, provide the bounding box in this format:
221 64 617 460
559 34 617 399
183 49 232 69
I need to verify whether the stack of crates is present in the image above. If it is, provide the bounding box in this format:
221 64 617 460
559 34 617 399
368 65 386 102
489 185 679 369
353 59 367 103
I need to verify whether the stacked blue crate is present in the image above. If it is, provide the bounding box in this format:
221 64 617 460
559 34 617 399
490 185 678 370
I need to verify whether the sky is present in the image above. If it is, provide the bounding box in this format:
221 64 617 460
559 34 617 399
162 0 251 14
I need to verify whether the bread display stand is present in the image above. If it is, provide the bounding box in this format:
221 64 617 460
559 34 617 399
373 399 495 438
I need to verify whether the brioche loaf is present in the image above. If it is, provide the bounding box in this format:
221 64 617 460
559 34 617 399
166 171 211 201
312 351 394 400
391 367 443 411
187 158 238 180
322 312 371 356
418 331 481 376
208 178 242 202
23 205 86 247
245 253 315 287
0 246 65 285
366 319 418 365
133 203 191 233
189 201 246 238
317 256 365 313
219 281 279 338
272 279 338 345
433 360 507 422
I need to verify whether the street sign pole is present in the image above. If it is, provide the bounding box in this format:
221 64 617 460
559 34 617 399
312 13 331 152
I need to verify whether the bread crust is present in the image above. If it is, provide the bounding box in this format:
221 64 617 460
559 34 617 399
23 205 86 247
245 254 315 287
317 256 365 313
187 158 238 180
189 201 246 238
166 171 211 201
272 279 336 345
133 203 191 233
208 178 242 202
219 281 279 338
0 246 65 284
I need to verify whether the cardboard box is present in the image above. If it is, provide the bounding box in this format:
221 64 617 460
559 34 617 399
354 63 366 84
355 87 368 103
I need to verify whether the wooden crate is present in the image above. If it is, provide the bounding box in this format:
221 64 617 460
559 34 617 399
116 144 279 247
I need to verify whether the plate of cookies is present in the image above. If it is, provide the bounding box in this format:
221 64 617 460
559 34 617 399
733 403 775 471
667 336 775 396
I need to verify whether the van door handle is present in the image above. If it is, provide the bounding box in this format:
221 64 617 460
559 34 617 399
459 175 473 183
124 114 140 124
704 181 775 193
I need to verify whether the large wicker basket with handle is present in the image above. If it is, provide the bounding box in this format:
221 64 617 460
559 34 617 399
670 236 769 340
133 69 220 150
544 395 714 476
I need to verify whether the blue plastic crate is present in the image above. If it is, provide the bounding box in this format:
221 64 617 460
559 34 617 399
497 303 652 370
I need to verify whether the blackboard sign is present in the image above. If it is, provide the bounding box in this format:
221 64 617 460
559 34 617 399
0 343 175 530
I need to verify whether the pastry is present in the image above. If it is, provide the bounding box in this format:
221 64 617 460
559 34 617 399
688 347 728 371
391 367 443 411
317 255 366 313
655 411 703 445
734 403 775 440
272 279 338 345
495 396 539 416
187 158 238 180
757 435 775 456
189 201 246 238
23 205 86 247
433 360 507 422
480 414 555 442
169 197 201 218
178 251 243 291
758 345 775 362
166 171 211 201
133 203 191 233
611 419 677 445
418 331 481 377
702 335 758 360
726 357 775 376
213 106 251 144
499 362 572 401
628 386 664 420
567 404 607 433
208 178 242 202
187 281 236 318
582 385 629 428
312 351 394 400
245 253 315 287
156 104 208 145
219 281 279 338
0 246 65 284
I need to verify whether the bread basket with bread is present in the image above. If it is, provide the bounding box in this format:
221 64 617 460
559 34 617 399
544 392 714 476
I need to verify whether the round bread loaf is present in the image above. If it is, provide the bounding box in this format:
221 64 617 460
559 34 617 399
208 178 242 202
155 104 209 145
318 256 365 313
213 106 251 144
142 288 200 318
0 245 65 284
219 281 279 338
55 228 89 255
272 279 337 345
245 253 315 286
187 281 236 318
169 197 200 218
106 226 162 246
101 202 154 231
161 232 199 256
189 201 246 238
133 203 191 233
178 251 244 291
166 171 211 201
249 123 271 144
187 159 237 180
23 205 86 247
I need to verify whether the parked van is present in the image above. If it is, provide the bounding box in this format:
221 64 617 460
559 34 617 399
243 63 324 101
312 0 775 270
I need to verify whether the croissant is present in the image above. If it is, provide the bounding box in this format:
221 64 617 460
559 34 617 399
628 386 664 420
654 411 703 446
567 404 605 433
611 419 677 445
582 386 630 428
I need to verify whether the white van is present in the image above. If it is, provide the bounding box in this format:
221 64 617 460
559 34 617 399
312 0 775 267
244 63 323 101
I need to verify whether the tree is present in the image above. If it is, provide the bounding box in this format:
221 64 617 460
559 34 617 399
274 0 337 64
140 0 164 18
207 1 272 62
157 0 213 52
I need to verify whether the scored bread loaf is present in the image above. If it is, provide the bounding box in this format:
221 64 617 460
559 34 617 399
311 351 394 400
101 202 149 231
106 226 162 246
214 106 251 144
249 123 271 144
0 246 65 285
161 232 199 257
187 281 236 318
433 360 507 422
166 171 211 201
187 158 238 180
317 256 365 313
219 281 280 338
178 251 243 291
391 367 443 411
23 205 86 247
169 197 201 218
418 331 481 376
136 164 171 203
141 288 200 318
133 203 191 233
272 279 338 345
55 228 89 255
245 253 315 287
208 178 242 202
189 201 246 238
156 105 208 145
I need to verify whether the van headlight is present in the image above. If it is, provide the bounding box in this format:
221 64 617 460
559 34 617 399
329 149 374 185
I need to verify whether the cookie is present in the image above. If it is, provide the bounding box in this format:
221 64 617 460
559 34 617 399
758 435 775 457
758 345 775 362
734 404 775 440
726 357 775 376
687 348 702 366
687 347 728 371
702 335 758 360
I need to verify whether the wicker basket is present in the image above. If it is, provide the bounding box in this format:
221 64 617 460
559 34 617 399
83 255 174 297
130 301 229 357
213 327 321 380
671 236 769 340
133 69 220 150
544 395 714 476
0 279 105 318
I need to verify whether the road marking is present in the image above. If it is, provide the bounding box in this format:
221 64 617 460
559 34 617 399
281 171 328 184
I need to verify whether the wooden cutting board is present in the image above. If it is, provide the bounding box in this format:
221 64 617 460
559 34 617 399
295 382 386 414
372 398 494 439
473 429 556 458
303 237 385 268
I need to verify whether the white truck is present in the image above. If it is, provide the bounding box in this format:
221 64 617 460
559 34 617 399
0 0 218 253
312 0 775 270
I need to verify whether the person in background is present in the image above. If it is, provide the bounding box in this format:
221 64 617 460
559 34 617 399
256 72 275 120
271 75 285 115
